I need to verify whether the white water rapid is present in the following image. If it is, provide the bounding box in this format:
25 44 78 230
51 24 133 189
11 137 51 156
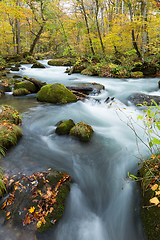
1 60 159 240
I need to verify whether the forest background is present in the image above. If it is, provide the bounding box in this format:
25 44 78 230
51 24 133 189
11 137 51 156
0 0 160 63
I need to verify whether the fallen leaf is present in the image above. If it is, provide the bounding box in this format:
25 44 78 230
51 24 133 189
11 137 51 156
29 206 35 213
150 197 160 205
6 212 10 216
156 191 160 195
151 184 158 191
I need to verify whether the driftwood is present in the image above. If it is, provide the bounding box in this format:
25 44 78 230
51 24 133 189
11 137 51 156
66 86 93 95
28 77 46 90
70 90 90 101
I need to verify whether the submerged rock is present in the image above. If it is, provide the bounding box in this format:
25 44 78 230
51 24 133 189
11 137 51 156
55 119 75 135
37 83 77 104
70 122 94 141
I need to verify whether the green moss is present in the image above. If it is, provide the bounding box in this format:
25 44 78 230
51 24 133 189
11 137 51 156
131 71 143 78
70 122 94 141
13 88 31 96
0 105 22 125
37 83 77 104
48 58 74 66
37 181 70 233
14 81 38 93
55 119 75 135
31 62 45 68
138 159 160 240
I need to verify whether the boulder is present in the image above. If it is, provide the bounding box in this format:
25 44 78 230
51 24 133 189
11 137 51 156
13 88 31 96
37 83 77 104
48 58 74 66
0 83 12 92
70 122 94 141
131 71 143 78
55 119 75 135
10 66 19 71
14 81 38 93
31 62 45 68
128 93 160 106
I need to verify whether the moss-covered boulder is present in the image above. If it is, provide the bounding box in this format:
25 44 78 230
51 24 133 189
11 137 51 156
131 71 143 78
55 119 75 135
14 81 38 93
37 83 77 104
31 61 45 68
70 122 94 141
0 105 22 158
13 88 31 96
48 58 74 66
10 66 19 71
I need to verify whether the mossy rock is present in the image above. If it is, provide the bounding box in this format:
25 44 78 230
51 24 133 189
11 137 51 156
131 71 143 78
70 122 94 141
0 124 22 150
37 83 77 104
48 58 74 66
0 105 22 125
138 160 160 240
31 62 45 68
10 66 19 71
13 88 31 96
13 75 22 79
55 119 75 135
0 83 12 92
14 81 38 93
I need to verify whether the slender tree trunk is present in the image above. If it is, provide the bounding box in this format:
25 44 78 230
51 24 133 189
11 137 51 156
15 19 20 54
141 0 148 60
128 2 141 58
80 0 95 55
95 0 107 60
15 0 20 54
29 23 45 55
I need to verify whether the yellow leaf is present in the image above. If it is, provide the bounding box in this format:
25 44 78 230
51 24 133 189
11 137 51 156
28 206 35 213
151 184 158 191
156 191 160 195
37 220 42 228
6 212 10 216
149 197 160 205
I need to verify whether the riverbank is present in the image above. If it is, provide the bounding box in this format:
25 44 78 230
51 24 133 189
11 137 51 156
0 104 71 234
138 155 160 240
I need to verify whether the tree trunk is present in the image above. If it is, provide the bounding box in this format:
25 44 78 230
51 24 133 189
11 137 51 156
128 3 141 58
80 0 95 56
95 0 107 60
15 0 20 54
141 0 149 60
29 23 45 55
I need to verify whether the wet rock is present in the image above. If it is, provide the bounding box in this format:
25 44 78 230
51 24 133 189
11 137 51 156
70 122 94 141
0 83 12 92
13 88 31 96
37 83 77 104
10 66 19 71
14 81 39 93
31 62 45 68
55 119 75 135
128 93 160 106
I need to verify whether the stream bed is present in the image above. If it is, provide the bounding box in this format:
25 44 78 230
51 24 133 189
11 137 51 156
0 60 159 240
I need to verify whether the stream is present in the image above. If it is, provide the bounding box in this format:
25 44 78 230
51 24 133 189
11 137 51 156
0 60 159 240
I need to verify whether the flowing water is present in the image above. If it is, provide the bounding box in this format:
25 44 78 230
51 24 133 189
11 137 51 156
0 61 159 240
